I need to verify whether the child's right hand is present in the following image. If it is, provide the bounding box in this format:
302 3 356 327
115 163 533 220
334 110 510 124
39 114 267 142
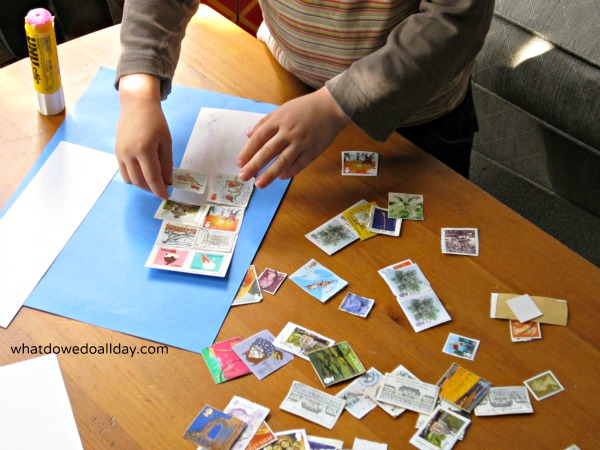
115 74 173 199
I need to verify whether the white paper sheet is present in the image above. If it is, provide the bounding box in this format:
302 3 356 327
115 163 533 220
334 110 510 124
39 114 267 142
0 141 118 327
170 108 265 205
0 354 83 449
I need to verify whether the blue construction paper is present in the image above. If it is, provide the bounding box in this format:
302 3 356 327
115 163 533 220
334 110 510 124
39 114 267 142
3 67 287 352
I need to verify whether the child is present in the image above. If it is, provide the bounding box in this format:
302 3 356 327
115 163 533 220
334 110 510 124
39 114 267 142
115 0 494 198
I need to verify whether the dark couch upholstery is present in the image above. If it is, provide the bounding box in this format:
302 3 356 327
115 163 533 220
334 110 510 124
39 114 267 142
472 0 600 217
0 0 123 62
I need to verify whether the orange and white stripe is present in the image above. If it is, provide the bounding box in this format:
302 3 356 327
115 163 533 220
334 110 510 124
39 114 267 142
258 0 419 87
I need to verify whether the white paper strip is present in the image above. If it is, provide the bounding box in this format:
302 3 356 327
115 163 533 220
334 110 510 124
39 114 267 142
0 141 117 327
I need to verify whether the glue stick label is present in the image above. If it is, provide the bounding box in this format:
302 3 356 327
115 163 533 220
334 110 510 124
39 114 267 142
25 9 62 95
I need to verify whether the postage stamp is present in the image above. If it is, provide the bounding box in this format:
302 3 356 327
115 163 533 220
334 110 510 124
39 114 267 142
280 381 345 429
442 333 480 360
147 246 190 269
290 259 348 303
207 173 254 207
398 292 451 332
308 341 365 387
200 336 251 384
246 422 276 450
524 370 564 401
156 221 199 249
223 396 270 450
232 330 294 380
335 367 382 419
194 229 236 253
367 205 402 237
510 320 542 342
341 151 379 176
264 430 310 450
441 228 479 256
409 405 471 450
364 364 419 418
232 265 263 306
171 168 207 194
257 268 287 295
339 292 375 318
378 262 431 299
388 193 424 220
340 201 379 241
375 373 439 415
202 205 244 233
155 200 209 226
474 386 534 416
437 363 492 413
306 215 359 255
189 251 227 275
273 322 335 360
183 405 246 449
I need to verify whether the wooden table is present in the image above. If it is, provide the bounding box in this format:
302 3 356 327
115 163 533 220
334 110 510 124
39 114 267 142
1 6 599 449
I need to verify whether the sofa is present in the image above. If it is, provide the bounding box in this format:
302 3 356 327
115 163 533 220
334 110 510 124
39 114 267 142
471 0 600 218
0 0 123 63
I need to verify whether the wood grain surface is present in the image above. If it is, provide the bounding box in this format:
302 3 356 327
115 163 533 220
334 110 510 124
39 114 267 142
1 6 598 449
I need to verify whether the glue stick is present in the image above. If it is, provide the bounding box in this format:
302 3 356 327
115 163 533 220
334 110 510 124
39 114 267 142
25 8 65 115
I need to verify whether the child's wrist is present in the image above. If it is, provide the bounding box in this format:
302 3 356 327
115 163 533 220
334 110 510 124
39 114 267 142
119 74 161 102
319 86 351 128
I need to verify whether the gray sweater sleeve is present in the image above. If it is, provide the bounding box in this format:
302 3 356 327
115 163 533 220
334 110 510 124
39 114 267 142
326 0 495 141
115 0 494 141
115 0 201 99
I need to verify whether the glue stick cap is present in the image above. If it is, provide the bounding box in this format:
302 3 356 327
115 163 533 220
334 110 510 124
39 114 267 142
25 8 53 26
25 8 65 115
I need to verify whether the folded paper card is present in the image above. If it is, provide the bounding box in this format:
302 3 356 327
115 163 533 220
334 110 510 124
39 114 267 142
490 293 568 326
0 67 289 352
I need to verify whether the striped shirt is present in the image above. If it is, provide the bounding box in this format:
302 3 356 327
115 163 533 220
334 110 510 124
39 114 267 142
258 0 420 88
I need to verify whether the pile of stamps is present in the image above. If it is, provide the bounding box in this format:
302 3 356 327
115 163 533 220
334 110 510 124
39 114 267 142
185 151 567 449
304 186 478 258
183 398 349 450
193 313 548 449
192 256 565 449
145 169 254 277
193 276 563 450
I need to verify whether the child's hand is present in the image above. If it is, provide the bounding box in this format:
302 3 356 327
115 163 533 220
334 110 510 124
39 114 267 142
237 87 351 188
115 74 173 199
